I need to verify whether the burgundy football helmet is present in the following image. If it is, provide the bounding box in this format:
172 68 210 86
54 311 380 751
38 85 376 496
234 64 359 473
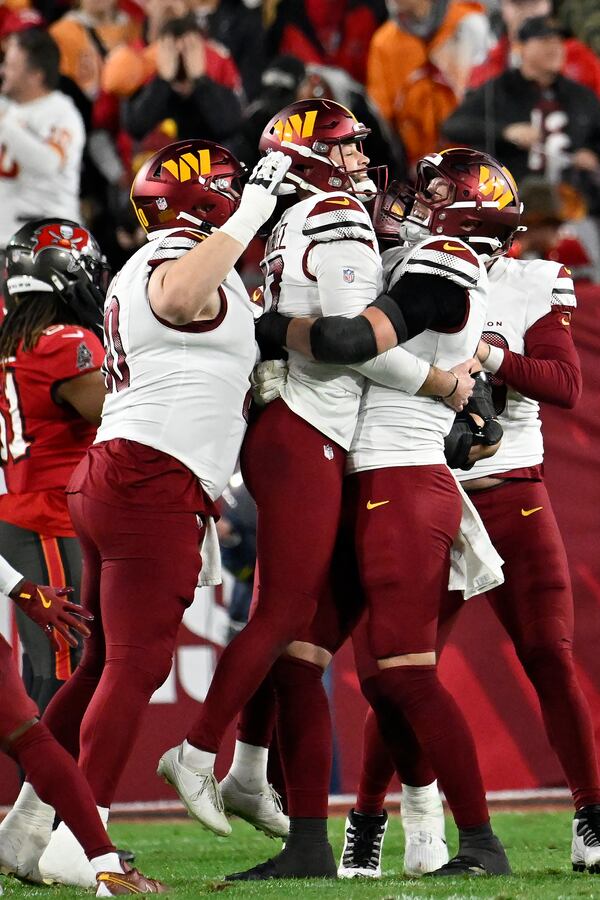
259 98 385 197
130 139 246 235
374 148 522 254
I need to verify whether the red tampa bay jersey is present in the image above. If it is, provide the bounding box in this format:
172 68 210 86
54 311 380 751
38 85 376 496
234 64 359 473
96 228 258 501
0 324 104 534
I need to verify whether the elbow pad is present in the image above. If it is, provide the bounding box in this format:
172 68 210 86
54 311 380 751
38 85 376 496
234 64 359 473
310 314 378 364
369 294 409 343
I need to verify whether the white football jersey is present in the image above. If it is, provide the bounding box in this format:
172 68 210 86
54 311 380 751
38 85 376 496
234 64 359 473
96 229 258 500
348 236 489 472
0 92 85 246
262 191 381 449
459 257 577 481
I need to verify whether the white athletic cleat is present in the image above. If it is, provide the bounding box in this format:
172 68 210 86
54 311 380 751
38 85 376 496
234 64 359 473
157 745 231 836
338 808 388 878
403 827 449 876
38 821 96 888
0 804 53 882
572 805 600 873
220 772 289 839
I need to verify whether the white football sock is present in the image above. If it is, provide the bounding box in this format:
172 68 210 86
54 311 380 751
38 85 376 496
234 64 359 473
181 740 216 772
228 741 269 792
90 853 123 875
401 781 445 832
8 781 54 824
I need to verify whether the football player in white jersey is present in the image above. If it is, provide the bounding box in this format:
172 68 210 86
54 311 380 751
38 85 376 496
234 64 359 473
0 30 85 248
0 138 292 889
341 218 600 877
158 100 478 878
254 148 520 877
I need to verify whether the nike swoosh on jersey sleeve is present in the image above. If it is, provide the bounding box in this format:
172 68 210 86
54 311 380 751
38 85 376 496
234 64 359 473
403 237 481 288
551 266 577 308
302 194 375 243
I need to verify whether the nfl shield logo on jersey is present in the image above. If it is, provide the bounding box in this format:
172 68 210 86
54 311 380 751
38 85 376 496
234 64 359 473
323 444 334 460
343 267 355 283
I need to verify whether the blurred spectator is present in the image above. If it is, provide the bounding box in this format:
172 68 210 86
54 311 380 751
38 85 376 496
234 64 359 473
194 0 264 100
0 29 85 249
366 0 492 169
443 17 600 191
230 53 306 169
216 478 257 642
509 176 599 281
49 0 141 100
0 11 93 129
297 62 407 180
264 0 387 85
122 12 242 145
469 0 600 98
557 0 600 59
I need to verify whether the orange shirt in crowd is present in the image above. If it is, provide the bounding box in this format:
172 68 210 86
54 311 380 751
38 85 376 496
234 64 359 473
50 10 141 99
367 0 485 167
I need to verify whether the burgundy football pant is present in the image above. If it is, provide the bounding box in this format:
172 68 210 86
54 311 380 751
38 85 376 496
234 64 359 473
42 492 204 808
0 636 114 859
187 399 346 754
354 478 600 812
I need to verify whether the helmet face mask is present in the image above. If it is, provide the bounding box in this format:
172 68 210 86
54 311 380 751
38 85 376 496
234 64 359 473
374 148 522 255
260 98 386 199
4 219 109 334
130 139 246 236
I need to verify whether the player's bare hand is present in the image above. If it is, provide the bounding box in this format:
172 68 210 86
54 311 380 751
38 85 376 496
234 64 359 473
10 579 93 652
446 359 476 411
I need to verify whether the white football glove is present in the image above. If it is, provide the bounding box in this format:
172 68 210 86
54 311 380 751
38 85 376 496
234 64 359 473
250 359 288 407
219 152 292 249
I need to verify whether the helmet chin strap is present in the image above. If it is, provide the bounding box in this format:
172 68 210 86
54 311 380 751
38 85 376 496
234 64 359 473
176 211 213 233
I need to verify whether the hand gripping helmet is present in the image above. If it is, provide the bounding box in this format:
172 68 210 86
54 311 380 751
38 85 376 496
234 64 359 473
4 219 109 334
374 148 522 254
259 98 385 198
130 139 246 236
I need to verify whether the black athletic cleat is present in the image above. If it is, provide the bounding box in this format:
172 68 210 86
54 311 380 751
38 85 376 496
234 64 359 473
572 805 600 873
337 808 388 878
225 842 337 880
425 834 511 877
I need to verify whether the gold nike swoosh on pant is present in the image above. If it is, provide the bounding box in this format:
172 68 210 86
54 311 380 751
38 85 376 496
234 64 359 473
521 506 543 517
366 500 390 510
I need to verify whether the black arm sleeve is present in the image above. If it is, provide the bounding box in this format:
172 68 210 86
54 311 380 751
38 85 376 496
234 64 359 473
310 314 378 364
386 272 468 337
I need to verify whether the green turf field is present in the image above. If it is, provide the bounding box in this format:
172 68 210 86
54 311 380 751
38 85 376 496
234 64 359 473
3 811 599 899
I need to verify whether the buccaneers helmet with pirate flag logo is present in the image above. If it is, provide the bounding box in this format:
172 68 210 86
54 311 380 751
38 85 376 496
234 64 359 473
374 147 522 255
259 98 386 199
4 218 109 334
130 139 246 236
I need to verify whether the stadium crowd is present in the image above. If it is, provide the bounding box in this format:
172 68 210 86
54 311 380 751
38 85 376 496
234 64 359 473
0 0 599 894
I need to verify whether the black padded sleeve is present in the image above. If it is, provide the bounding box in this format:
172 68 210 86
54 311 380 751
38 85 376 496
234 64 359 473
386 272 468 338
310 314 378 364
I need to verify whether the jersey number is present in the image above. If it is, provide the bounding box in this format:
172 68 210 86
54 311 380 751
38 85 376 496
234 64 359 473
261 254 284 312
0 371 31 462
103 296 130 393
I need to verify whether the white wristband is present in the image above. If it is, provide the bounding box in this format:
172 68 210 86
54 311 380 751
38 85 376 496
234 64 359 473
0 554 23 596
482 344 504 374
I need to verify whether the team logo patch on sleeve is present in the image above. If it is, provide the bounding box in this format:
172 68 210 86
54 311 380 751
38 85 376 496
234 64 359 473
76 341 93 371
343 267 355 283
